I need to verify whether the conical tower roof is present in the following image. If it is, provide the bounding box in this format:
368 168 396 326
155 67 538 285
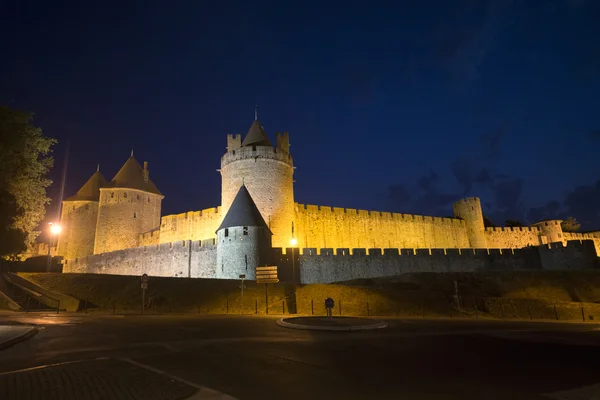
108 156 162 195
64 170 108 201
217 185 270 231
241 120 272 147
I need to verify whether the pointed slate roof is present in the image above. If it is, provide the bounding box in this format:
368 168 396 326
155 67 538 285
217 185 270 232
107 156 162 195
241 120 272 147
64 170 108 201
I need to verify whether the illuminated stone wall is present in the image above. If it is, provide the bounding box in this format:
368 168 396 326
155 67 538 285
158 207 222 244
65 239 217 278
94 189 163 254
294 240 599 284
563 232 600 256
295 204 470 250
57 200 99 261
484 226 545 248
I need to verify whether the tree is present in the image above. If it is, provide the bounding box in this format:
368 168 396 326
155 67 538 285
561 216 581 232
505 219 525 227
0 106 56 257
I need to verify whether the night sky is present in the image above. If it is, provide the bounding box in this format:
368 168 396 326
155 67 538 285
2 0 600 235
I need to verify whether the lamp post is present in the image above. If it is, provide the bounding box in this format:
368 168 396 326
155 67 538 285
46 222 61 272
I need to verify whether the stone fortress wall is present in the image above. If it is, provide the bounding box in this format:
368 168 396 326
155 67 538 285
294 204 470 250
63 238 600 284
156 207 222 244
64 239 217 279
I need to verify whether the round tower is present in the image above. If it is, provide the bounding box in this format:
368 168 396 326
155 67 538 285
220 119 295 248
93 156 163 254
453 197 487 248
532 220 564 243
216 184 272 279
57 168 107 261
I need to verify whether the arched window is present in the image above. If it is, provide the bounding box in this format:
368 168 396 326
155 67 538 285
133 212 137 219
243 227 248 236
124 192 128 199
111 192 114 198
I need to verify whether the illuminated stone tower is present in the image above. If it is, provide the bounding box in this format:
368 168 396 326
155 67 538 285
216 184 272 279
57 167 107 261
93 155 163 254
453 197 487 248
532 220 564 243
220 119 295 248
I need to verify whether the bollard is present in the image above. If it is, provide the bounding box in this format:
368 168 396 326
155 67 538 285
26 296 30 313
474 302 478 320
255 299 258 314
366 302 370 317
554 305 559 320
197 306 200 315
311 299 314 316
56 299 60 314
226 298 229 314
84 299 88 314
339 300 342 316
500 300 505 319
282 300 285 315
582 306 585 322
528 305 532 320
421 301 425 319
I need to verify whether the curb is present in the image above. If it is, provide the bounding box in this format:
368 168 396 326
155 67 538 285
0 326 38 351
276 317 389 331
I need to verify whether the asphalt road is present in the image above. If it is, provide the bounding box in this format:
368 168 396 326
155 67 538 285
2 312 600 399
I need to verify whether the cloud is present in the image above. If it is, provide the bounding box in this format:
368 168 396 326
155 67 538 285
451 156 494 196
563 179 600 228
388 184 411 206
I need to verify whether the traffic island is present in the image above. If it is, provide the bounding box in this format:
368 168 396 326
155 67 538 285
277 316 388 331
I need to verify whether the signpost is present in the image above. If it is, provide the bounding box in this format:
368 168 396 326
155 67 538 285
256 266 278 314
239 274 246 315
325 297 334 320
141 273 149 314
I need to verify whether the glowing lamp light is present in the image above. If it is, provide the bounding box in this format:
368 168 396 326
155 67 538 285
290 237 298 246
49 223 62 235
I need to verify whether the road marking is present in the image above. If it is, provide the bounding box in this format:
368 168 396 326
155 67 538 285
544 383 600 399
120 357 237 399
0 358 89 376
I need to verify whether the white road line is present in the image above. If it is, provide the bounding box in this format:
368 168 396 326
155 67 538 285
119 357 237 400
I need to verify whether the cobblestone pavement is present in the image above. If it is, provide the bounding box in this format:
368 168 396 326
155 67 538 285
0 358 197 400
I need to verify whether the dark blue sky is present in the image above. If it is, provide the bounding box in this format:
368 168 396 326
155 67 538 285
2 0 600 231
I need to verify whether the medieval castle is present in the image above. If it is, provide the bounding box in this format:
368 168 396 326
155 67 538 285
52 118 600 283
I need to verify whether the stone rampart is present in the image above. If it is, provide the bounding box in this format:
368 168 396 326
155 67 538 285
295 204 469 250
63 239 217 278
159 207 222 244
292 240 599 284
485 226 544 248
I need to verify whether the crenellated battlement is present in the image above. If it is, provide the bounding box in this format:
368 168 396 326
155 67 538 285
274 246 520 257
486 226 541 233
220 145 293 168
296 203 465 225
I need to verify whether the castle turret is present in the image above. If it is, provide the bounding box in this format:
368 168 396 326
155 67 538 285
453 197 487 248
57 168 107 260
93 156 163 254
220 119 295 248
532 220 564 244
216 184 272 279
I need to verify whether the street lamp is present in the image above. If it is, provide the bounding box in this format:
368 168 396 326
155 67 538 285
46 222 61 272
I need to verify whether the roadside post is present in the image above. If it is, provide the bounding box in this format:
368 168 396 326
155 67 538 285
141 273 149 314
256 266 279 314
325 297 334 321
239 274 246 315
